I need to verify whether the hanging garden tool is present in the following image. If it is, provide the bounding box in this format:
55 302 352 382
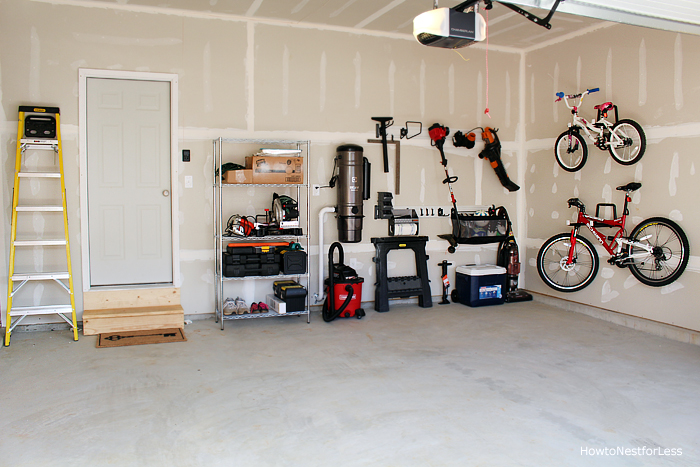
428 123 458 215
480 127 519 192
453 126 519 192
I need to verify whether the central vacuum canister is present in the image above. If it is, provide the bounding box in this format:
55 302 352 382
335 144 370 243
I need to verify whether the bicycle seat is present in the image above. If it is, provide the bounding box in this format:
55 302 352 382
616 182 642 192
594 102 613 112
567 198 585 211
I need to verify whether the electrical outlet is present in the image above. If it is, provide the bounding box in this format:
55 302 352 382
185 175 193 188
313 184 321 196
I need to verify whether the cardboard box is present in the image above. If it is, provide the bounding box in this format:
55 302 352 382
266 294 286 314
245 155 304 184
222 169 253 184
455 264 506 307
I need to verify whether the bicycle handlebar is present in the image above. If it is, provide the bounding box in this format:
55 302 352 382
555 87 600 103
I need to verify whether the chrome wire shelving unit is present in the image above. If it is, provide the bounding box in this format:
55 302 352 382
213 137 311 329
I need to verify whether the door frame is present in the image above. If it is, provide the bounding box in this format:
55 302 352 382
78 68 180 291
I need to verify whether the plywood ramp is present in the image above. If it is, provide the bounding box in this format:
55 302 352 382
82 288 184 336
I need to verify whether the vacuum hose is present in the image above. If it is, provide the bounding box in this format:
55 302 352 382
322 242 355 322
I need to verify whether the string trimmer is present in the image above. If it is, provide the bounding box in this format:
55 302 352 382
428 123 458 215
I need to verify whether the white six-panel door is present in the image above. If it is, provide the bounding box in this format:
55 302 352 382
86 78 172 286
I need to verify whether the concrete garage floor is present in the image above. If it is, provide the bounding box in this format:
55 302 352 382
1 300 699 467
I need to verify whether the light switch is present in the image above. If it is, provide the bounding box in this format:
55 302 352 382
185 176 193 188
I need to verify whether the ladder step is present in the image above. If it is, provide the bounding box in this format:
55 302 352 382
18 172 61 178
13 240 67 246
11 272 70 281
20 138 59 145
10 305 73 317
16 205 64 212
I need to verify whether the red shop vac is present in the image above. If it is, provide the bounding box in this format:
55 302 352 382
322 242 365 321
322 242 365 323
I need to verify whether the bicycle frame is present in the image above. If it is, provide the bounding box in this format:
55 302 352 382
564 191 653 265
557 89 625 149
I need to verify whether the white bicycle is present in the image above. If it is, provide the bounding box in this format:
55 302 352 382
554 87 646 172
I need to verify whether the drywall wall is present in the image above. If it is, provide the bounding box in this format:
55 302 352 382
523 24 700 331
0 0 523 325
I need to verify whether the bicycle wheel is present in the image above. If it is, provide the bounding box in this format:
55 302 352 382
608 119 646 165
628 217 689 286
554 130 588 172
537 233 599 292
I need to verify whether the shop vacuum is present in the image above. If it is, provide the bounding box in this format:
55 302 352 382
322 242 365 321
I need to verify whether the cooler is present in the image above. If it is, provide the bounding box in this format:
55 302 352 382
455 264 506 307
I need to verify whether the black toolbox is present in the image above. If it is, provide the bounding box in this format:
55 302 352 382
223 243 283 277
273 280 307 312
223 251 278 265
279 249 307 274
224 262 280 277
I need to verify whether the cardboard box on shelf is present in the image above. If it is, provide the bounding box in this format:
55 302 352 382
245 155 304 184
222 169 253 184
266 294 286 314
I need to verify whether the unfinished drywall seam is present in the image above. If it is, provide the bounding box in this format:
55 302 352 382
420 60 426 119
320 52 327 112
517 51 527 288
448 64 455 115
29 27 41 102
674 33 683 110
203 42 213 113
523 21 616 54
389 60 396 116
354 52 361 109
31 0 528 54
246 0 263 17
605 48 613 101
505 70 511 128
639 39 647 106
283 45 290 115
246 22 254 132
354 0 405 29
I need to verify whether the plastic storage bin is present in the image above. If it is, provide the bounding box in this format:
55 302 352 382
455 264 506 307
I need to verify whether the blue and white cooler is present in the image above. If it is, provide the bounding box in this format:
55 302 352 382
455 264 507 307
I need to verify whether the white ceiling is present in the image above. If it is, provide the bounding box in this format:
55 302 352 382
76 0 700 50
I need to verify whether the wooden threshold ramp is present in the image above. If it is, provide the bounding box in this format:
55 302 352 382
82 288 184 336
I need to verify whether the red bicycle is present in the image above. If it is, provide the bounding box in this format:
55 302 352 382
537 182 689 292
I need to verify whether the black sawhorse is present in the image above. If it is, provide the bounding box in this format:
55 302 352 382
371 236 432 312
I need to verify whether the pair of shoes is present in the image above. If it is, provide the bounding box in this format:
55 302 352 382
250 301 269 313
234 297 249 314
223 298 237 316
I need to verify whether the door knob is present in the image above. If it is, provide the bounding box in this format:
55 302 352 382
162 189 170 197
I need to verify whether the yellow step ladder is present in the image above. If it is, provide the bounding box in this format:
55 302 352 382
5 106 78 346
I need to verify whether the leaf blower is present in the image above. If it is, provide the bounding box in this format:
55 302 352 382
322 242 365 322
479 128 520 192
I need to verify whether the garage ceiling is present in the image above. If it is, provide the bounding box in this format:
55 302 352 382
65 0 700 50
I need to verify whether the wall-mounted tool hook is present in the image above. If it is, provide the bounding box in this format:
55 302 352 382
400 121 422 140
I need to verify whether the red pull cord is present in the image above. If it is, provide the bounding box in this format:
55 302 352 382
484 9 491 119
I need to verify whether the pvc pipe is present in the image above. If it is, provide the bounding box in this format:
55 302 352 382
314 206 336 303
